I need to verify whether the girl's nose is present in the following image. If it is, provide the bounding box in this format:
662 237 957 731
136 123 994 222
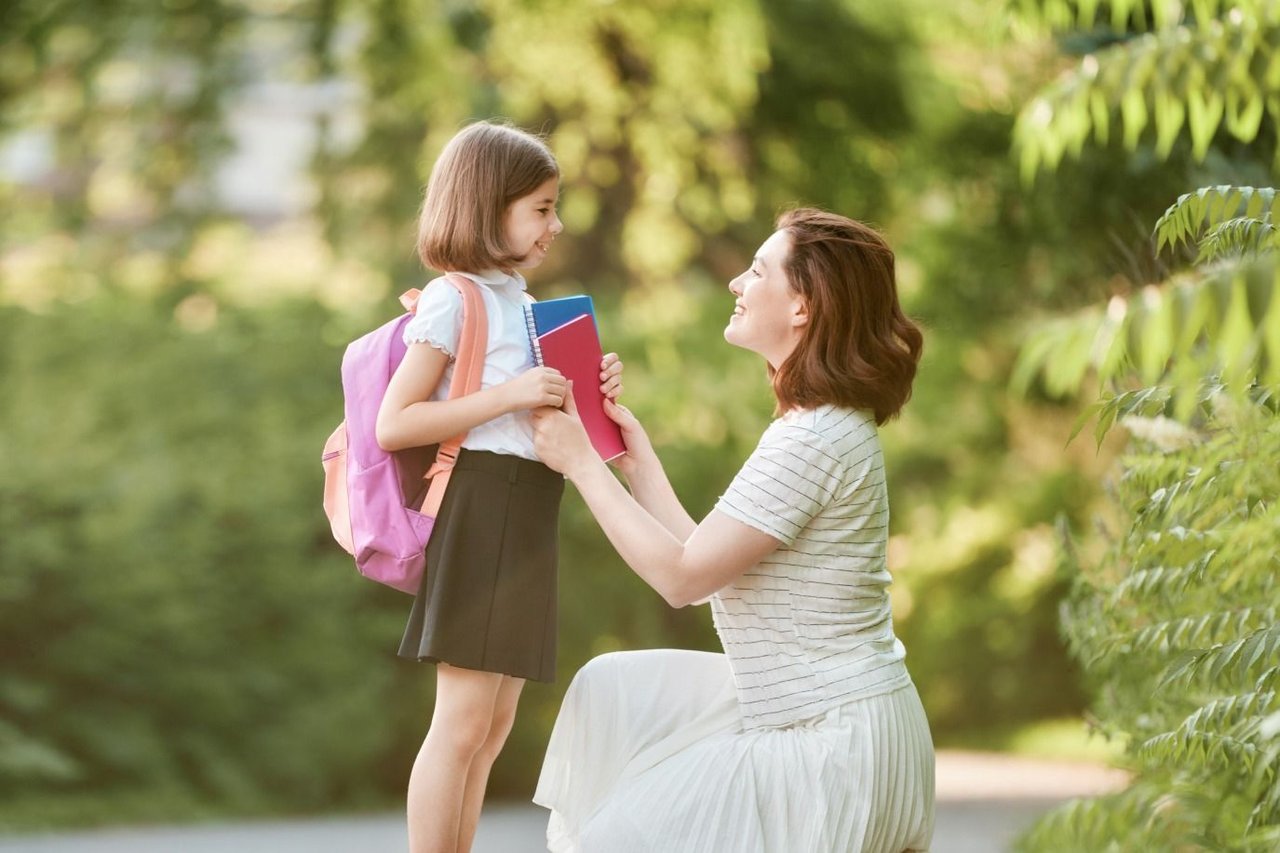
550 213 564 235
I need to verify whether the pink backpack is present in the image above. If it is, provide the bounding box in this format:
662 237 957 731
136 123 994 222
321 274 488 594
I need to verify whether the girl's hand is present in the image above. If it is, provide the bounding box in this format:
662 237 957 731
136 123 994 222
531 384 594 480
602 397 656 478
600 352 624 400
504 367 567 412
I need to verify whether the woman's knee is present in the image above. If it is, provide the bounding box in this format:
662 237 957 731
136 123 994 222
572 649 719 693
570 650 635 689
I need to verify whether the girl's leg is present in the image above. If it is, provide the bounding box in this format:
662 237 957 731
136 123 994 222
407 663 505 853
456 674 525 853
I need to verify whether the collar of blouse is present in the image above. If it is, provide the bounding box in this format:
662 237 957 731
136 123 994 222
463 268 527 294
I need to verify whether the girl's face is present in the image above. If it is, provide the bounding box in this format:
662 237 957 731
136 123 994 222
724 229 808 368
503 177 563 270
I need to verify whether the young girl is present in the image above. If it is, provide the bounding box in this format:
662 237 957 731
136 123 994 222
375 120 623 853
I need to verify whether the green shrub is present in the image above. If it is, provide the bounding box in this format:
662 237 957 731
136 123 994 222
1017 390 1280 851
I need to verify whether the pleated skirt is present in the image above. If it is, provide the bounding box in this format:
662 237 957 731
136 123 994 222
534 649 935 852
397 449 564 683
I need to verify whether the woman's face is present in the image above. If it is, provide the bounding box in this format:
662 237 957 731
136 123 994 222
724 229 808 368
503 176 563 270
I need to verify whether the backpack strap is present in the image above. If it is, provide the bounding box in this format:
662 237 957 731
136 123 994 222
419 273 489 514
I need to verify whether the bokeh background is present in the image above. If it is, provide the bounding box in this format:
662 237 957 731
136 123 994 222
3 0 1275 838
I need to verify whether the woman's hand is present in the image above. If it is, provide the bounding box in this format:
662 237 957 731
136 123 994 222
531 384 596 480
602 397 656 478
600 352 624 399
503 366 567 412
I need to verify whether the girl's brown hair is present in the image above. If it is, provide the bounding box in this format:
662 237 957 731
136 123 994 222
417 121 559 272
770 208 923 424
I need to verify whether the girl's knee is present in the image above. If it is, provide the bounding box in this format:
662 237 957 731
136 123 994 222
429 707 493 758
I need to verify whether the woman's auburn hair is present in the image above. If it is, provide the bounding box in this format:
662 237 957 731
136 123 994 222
417 121 559 272
770 208 923 425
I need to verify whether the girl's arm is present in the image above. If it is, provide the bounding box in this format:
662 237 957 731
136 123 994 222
376 344 566 451
532 390 780 608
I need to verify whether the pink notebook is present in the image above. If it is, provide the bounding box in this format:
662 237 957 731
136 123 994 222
535 314 626 461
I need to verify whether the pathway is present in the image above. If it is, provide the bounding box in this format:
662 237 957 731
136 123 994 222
0 751 1130 853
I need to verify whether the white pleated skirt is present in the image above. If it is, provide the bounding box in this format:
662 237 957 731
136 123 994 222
534 649 935 853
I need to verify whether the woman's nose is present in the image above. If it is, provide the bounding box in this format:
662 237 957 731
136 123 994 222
728 274 743 296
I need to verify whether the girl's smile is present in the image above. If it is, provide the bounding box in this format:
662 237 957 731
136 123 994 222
504 176 563 269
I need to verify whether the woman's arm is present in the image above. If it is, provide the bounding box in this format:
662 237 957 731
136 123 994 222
533 390 780 607
601 399 696 541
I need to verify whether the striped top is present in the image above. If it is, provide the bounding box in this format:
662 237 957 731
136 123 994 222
712 404 911 728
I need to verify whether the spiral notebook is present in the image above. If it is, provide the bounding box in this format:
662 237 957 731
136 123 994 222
524 297 626 462
524 295 596 342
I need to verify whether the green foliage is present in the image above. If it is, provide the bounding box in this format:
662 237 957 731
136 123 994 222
1012 0 1264 34
1007 2 1280 441
1017 397 1280 851
0 295 413 818
1011 250 1280 408
1154 185 1280 254
1012 0 1280 180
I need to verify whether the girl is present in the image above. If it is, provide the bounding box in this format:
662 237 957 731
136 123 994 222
531 209 934 851
375 120 623 853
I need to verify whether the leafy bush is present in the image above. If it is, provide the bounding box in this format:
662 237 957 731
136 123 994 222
0 295 411 819
1017 390 1279 851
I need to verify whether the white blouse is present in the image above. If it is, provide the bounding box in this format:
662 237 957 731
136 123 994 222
712 404 912 728
402 269 539 461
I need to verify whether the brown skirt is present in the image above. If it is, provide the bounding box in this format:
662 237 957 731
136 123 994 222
398 449 564 682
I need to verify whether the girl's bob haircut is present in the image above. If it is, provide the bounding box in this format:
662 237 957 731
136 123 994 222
770 208 924 425
417 121 559 272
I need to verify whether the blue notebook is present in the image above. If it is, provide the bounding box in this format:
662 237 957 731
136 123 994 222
523 295 597 363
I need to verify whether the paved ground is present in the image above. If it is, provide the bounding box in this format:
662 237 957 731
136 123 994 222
0 751 1129 852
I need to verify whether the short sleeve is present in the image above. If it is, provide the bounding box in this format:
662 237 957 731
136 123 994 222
402 278 463 358
714 423 846 547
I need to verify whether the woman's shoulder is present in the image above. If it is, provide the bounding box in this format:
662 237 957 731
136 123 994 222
776 405 876 446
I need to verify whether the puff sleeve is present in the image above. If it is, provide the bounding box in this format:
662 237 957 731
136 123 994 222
402 278 464 359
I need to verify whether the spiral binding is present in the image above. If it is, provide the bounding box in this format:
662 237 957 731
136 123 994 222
524 303 545 365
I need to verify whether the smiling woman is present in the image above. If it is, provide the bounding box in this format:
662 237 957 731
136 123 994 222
724 228 808 369
529 209 933 852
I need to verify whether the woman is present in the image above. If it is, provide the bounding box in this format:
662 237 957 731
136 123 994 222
530 208 934 852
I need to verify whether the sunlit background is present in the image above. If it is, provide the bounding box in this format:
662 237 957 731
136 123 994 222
4 0 1278 846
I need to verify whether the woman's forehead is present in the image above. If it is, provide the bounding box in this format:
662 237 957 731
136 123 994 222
756 229 791 264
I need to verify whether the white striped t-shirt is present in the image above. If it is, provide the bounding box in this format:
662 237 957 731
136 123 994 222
712 404 911 728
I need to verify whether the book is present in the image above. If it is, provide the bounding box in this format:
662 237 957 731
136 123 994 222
533 313 626 462
523 295 597 364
